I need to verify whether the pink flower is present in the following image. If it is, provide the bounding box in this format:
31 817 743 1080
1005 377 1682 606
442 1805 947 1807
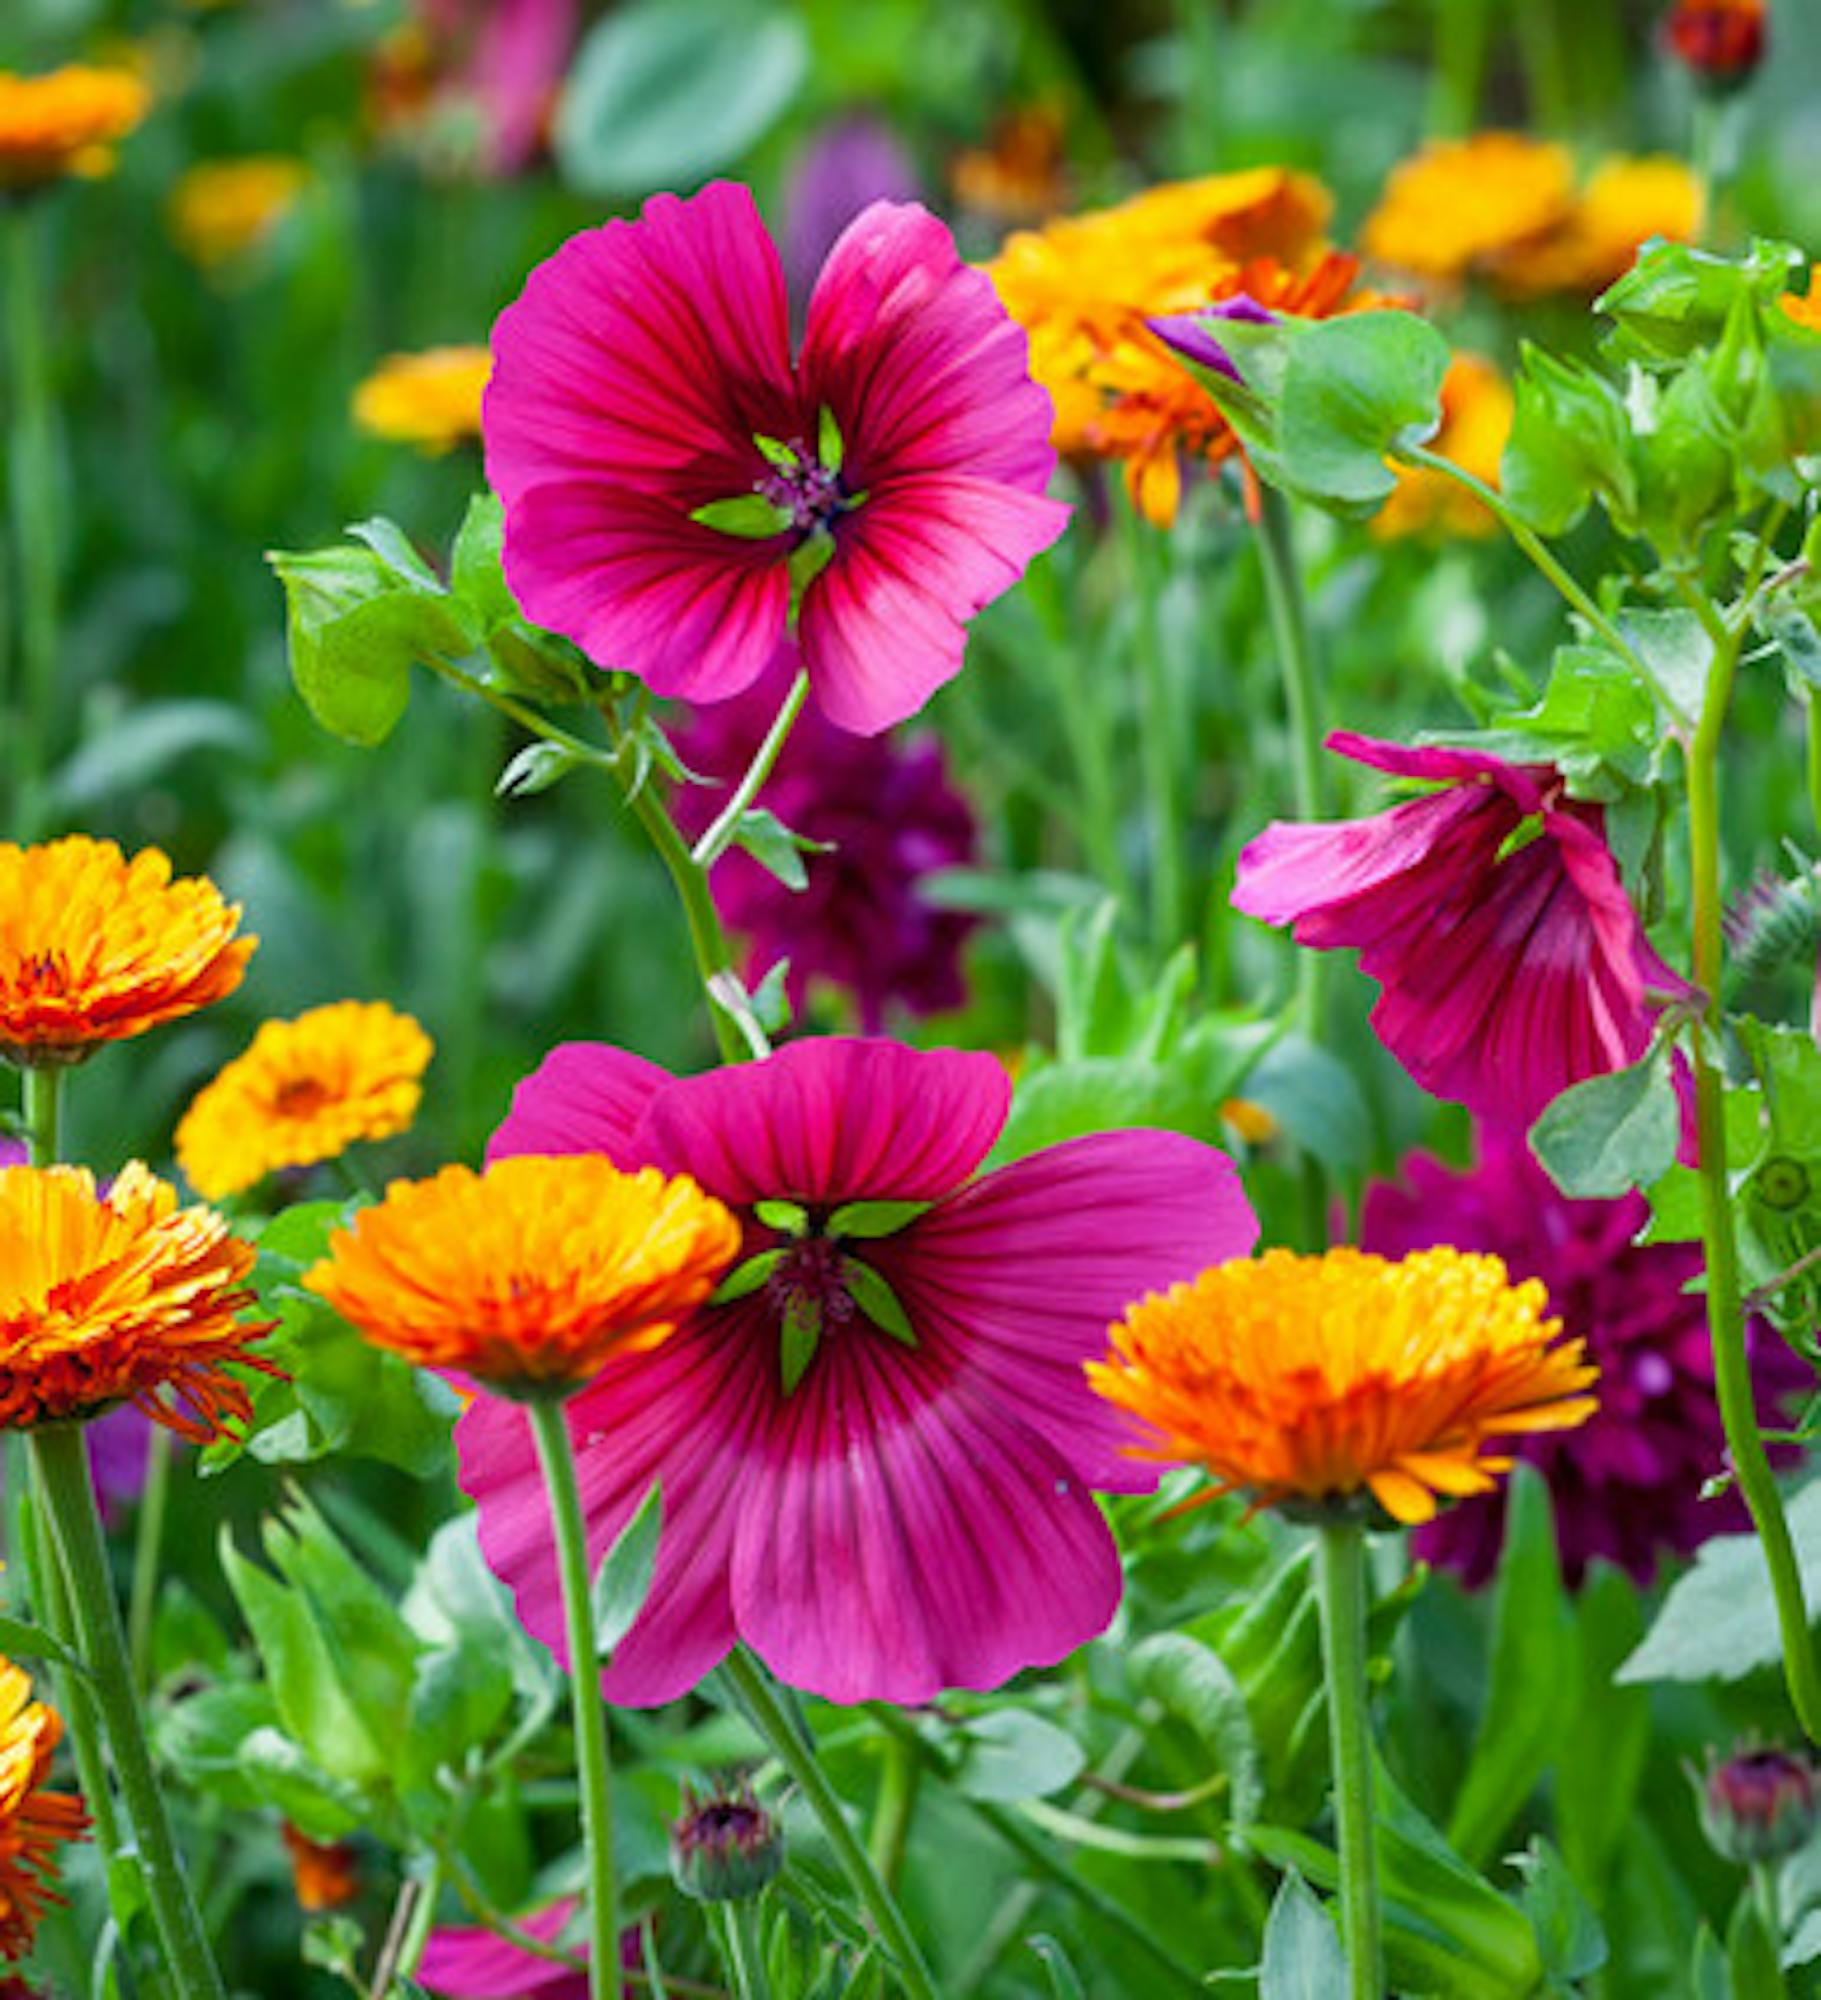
1232 733 1692 1132
483 181 1068 736
459 1037 1256 1705
419 1897 590 1998
415 0 579 175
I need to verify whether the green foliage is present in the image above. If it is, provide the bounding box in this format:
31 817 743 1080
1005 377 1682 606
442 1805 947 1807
1530 1045 1683 1200
1127 1632 1263 1828
592 1479 665 1659
1258 1871 1346 1998
950 1711 1087 1803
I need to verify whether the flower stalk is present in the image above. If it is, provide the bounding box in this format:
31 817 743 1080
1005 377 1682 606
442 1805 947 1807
527 1397 624 2000
1315 1517 1382 2000
4 201 59 839
30 1421 227 1999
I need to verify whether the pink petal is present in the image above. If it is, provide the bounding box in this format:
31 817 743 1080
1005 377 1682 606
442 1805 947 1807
484 181 796 509
638 1037 1010 1205
800 200 1060 495
728 1327 1125 1704
487 1043 671 1167
500 482 789 701
871 1130 1259 1492
1327 730 1554 810
799 481 1068 734
467 0 579 176
419 1896 587 1998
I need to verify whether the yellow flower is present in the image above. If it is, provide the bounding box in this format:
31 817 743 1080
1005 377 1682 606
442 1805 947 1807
175 1000 433 1200
1087 1246 1598 1525
167 156 307 268
305 1156 741 1395
0 837 254 1069
0 1656 86 1962
1491 156 1700 301
1372 353 1514 541
351 345 491 454
0 1163 273 1439
1363 133 1575 283
0 64 149 191
1781 272 1821 332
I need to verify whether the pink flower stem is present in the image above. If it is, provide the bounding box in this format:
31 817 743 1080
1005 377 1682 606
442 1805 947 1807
1683 597 1821 1741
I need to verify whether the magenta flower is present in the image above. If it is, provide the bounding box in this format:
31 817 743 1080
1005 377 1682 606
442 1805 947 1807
673 645 979 1028
420 1897 589 1999
459 1037 1256 1705
1232 733 1692 1133
415 0 579 175
1360 1129 1804 1586
483 180 1069 736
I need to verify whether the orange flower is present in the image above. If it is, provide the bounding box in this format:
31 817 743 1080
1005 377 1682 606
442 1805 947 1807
0 64 149 191
281 1824 360 1912
1088 1246 1597 1525
951 104 1069 225
1665 0 1766 82
305 1156 741 1395
1782 272 1821 333
0 1657 87 1961
1372 353 1513 541
176 1000 432 1201
1491 156 1700 301
0 837 254 1068
351 346 491 454
167 156 308 268
0 1163 274 1439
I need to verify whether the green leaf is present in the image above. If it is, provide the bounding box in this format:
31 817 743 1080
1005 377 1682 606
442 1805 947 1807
496 742 583 799
235 1726 369 1841
842 1259 918 1347
732 808 829 892
402 1644 514 1787
449 492 517 626
1556 1568 1651 1893
1598 237 1804 365
1276 311 1452 513
691 494 793 538
1728 1889 1787 2000
1529 1048 1681 1199
1128 1631 1263 1828
555 0 808 196
780 1294 821 1393
951 1710 1087 1802
0 1614 83 1674
1447 1467 1577 1869
1260 1871 1346 2000
1026 1934 1087 2000
994 1057 1227 1164
348 517 443 591
826 1200 932 1239
154 1681 277 1808
1511 1838 1607 1983
1500 347 1638 536
592 1480 663 1659
1620 1480 1821 1685
1244 1034 1373 1174
1765 603 1821 694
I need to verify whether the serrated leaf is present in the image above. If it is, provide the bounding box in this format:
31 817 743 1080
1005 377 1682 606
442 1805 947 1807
592 1480 663 1659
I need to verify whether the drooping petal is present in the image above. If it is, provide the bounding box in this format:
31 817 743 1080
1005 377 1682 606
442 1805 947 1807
799 479 1067 734
728 1327 1124 1705
637 1037 1010 1205
871 1130 1260 1491
499 483 790 703
487 1042 670 1167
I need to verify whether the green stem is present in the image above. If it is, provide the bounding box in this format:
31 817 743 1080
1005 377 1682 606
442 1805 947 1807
1316 1520 1382 2000
1024 555 1127 895
126 1422 173 1693
1123 500 1189 951
1806 698 1821 843
22 1063 60 1168
1686 637 1821 1743
527 1398 623 2000
721 1648 937 2000
867 1728 918 1892
5 202 59 840
1428 0 1494 136
692 668 810 868
1513 0 1574 135
31 1423 226 1998
710 1903 772 2000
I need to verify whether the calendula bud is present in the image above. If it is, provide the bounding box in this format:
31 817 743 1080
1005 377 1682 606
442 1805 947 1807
1664 0 1766 88
1698 1746 1821 1865
669 1785 783 1903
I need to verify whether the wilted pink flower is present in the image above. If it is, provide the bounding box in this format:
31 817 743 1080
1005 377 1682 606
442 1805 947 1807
1232 733 1692 1133
484 180 1068 736
673 646 979 1028
460 1037 1256 1705
1360 1129 1804 1586
419 1897 589 1998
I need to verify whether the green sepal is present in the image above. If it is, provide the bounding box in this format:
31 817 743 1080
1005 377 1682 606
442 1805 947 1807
691 494 793 539
711 1248 787 1306
779 1294 822 1394
754 1199 809 1236
818 405 845 475
842 1258 918 1349
754 432 797 469
826 1199 932 1239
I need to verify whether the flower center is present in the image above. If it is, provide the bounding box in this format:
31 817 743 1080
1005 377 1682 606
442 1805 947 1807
766 1231 859 1326
272 1075 333 1118
756 448 847 535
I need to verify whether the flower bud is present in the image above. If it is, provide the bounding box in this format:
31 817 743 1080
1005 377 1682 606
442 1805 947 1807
669 1786 784 1904
1664 0 1766 88
1698 1747 1821 1865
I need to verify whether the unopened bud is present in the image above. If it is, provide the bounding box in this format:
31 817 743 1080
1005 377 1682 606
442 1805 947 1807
1665 0 1766 88
669 1785 783 1903
1697 1746 1821 1864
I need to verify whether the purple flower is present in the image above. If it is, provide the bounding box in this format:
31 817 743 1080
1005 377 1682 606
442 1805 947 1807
483 181 1068 736
419 1897 590 1998
781 114 921 312
1360 1129 1805 1586
1148 295 1280 380
1232 733 1693 1133
460 1036 1257 1705
672 645 979 1029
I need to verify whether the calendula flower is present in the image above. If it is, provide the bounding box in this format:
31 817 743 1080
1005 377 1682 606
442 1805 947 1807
484 180 1068 736
306 1157 740 1396
1089 1246 1598 1524
0 64 149 192
0 1658 86 1961
281 1824 360 1913
1492 156 1700 301
0 1163 272 1440
352 346 491 453
0 837 254 1069
1371 353 1513 540
1231 733 1694 1133
175 999 432 1201
1361 1130 1805 1584
375 0 578 176
1781 273 1821 333
673 645 980 1029
167 156 307 268
460 1036 1256 1703
1665 0 1767 84
951 104 1069 225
